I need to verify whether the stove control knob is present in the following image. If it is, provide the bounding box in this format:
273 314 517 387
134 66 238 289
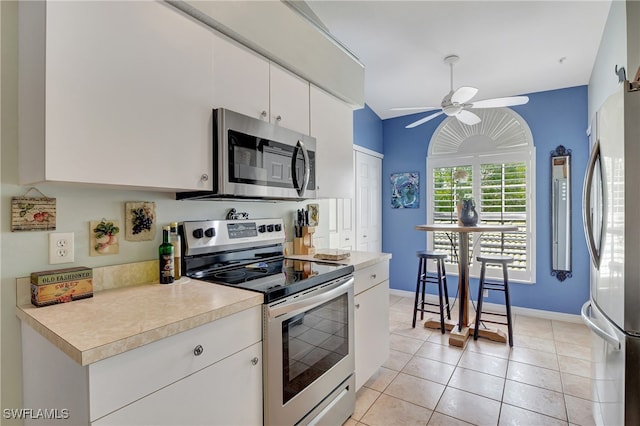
258 225 266 233
204 228 215 238
192 228 204 239
267 224 274 232
274 224 282 232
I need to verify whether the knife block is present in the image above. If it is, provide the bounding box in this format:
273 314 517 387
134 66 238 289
293 226 316 256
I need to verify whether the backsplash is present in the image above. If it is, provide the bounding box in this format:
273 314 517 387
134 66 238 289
17 260 158 307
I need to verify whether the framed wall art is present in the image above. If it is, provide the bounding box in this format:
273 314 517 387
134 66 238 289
11 188 56 231
90 219 120 256
390 172 419 209
125 201 156 241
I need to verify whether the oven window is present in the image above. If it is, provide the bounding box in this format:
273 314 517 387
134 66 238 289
282 293 349 404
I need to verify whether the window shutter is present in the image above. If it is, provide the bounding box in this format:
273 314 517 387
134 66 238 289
479 162 528 271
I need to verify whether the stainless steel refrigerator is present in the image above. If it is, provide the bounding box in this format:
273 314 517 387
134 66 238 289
581 84 640 426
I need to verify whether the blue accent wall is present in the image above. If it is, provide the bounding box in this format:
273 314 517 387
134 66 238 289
354 104 384 153
371 85 590 315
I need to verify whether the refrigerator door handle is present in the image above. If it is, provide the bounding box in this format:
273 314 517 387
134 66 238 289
582 141 602 269
581 301 621 350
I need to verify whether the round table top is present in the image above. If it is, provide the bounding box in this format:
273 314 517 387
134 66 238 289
415 223 519 233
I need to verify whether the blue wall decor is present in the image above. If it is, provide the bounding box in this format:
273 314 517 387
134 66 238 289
390 172 419 209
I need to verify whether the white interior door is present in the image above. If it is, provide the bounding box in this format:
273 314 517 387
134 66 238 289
355 150 382 252
328 198 354 250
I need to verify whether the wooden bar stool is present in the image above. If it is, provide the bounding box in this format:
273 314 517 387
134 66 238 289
413 251 451 333
473 254 514 346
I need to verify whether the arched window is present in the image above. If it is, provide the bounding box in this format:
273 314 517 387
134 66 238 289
427 108 536 283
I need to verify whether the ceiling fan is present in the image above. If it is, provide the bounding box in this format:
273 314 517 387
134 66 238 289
393 55 529 129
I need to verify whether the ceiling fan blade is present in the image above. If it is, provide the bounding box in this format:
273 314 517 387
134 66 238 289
391 106 440 111
405 110 444 129
451 86 478 104
456 110 481 126
471 96 529 109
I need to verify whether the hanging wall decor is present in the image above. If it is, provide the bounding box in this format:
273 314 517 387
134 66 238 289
124 201 156 241
390 172 419 209
11 187 57 232
90 219 120 256
307 203 319 226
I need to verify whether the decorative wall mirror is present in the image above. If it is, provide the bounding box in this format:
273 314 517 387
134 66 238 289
551 145 572 281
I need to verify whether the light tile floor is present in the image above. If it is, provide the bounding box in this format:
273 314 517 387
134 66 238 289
345 293 594 426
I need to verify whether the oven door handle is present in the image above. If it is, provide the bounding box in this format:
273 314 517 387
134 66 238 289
267 277 354 320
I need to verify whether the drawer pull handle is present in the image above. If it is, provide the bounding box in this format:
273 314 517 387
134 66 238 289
371 274 377 279
355 303 360 309
276 115 282 122
200 173 209 182
193 345 204 356
251 357 259 366
261 110 267 118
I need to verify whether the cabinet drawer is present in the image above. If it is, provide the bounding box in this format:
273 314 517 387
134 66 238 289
354 260 389 295
89 305 261 422
92 342 263 426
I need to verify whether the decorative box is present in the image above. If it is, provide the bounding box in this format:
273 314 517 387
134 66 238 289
30 266 93 307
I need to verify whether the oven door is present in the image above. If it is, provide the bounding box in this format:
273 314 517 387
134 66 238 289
264 276 355 426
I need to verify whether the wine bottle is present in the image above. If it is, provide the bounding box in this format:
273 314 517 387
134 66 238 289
159 226 174 284
169 222 182 280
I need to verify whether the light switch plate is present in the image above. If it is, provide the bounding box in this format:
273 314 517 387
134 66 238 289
49 232 75 264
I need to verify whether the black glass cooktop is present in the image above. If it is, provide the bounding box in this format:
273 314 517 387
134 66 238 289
191 258 354 303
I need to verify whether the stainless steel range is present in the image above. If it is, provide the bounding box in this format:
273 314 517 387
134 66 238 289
180 219 356 426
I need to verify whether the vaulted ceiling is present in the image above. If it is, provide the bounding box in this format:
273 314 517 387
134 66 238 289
304 1 612 120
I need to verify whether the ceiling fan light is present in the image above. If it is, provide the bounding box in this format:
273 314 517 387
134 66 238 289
443 105 462 116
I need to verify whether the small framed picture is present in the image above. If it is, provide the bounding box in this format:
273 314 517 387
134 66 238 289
307 203 319 226
90 219 120 256
11 192 57 232
391 172 419 209
125 201 156 241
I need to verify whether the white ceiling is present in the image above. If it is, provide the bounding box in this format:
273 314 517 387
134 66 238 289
304 0 612 120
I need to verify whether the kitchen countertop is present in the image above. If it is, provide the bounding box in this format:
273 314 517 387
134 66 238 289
16 278 263 366
16 250 389 367
286 250 392 270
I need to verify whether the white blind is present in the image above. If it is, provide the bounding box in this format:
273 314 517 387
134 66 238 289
430 161 529 275
432 165 473 264
479 162 528 271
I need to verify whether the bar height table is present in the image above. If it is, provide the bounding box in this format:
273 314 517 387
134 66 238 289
414 223 519 347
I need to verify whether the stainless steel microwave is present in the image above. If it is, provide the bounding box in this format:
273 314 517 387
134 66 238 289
177 108 316 201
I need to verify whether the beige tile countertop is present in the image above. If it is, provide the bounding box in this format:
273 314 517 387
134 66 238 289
16 278 263 366
286 250 392 270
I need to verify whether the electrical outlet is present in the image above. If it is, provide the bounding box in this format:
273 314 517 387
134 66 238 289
483 289 489 298
49 232 75 264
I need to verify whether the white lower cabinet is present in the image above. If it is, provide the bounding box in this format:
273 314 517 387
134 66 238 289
93 342 262 426
354 261 390 390
21 306 262 426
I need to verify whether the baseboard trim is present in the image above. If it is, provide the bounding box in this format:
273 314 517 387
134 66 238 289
389 288 583 324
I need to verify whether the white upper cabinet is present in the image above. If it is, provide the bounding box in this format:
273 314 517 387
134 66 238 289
310 85 355 199
212 34 270 120
269 64 310 134
212 34 309 134
19 1 214 191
